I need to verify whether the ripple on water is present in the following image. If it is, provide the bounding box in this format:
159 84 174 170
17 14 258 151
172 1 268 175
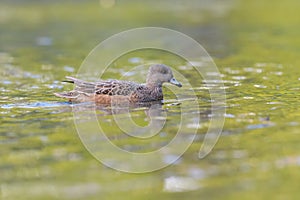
1 80 12 85
62 65 75 72
253 84 267 89
1 102 71 109
36 36 53 46
128 57 143 64
243 96 254 100
243 67 263 73
275 156 300 168
163 176 201 192
232 76 247 80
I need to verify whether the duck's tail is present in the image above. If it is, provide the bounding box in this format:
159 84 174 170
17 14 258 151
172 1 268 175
54 76 97 102
54 77 81 101
54 91 79 100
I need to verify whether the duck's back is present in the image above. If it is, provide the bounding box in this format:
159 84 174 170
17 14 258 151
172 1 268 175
67 76 140 96
55 76 163 103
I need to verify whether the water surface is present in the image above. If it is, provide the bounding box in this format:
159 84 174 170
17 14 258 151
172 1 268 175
1 0 300 199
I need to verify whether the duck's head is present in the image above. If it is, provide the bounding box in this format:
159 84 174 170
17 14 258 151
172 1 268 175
146 64 182 88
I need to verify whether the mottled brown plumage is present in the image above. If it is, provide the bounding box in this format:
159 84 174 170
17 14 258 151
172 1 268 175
54 64 182 104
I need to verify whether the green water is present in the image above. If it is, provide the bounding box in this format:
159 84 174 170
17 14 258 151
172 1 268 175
1 0 300 199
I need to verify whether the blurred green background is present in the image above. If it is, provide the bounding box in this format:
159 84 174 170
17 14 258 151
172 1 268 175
1 0 300 199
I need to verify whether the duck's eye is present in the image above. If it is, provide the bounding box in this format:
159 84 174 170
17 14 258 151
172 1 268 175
161 69 167 74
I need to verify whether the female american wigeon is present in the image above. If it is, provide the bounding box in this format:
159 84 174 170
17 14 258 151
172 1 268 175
54 64 182 104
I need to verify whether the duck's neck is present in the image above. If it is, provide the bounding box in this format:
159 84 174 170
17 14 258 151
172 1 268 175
146 73 163 88
146 82 162 89
146 76 162 88
145 83 163 100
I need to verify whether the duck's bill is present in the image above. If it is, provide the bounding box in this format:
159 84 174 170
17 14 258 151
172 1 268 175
169 78 182 87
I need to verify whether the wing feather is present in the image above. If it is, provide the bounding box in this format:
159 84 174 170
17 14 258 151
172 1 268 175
65 76 140 96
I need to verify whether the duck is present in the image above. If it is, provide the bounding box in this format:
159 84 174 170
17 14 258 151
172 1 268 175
54 64 182 104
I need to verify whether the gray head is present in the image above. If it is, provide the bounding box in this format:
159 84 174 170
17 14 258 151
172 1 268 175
146 64 182 87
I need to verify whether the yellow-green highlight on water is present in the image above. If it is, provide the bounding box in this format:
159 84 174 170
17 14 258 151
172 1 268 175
0 0 300 199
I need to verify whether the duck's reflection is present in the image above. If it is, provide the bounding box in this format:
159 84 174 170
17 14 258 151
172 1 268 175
71 100 165 116
70 101 168 139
